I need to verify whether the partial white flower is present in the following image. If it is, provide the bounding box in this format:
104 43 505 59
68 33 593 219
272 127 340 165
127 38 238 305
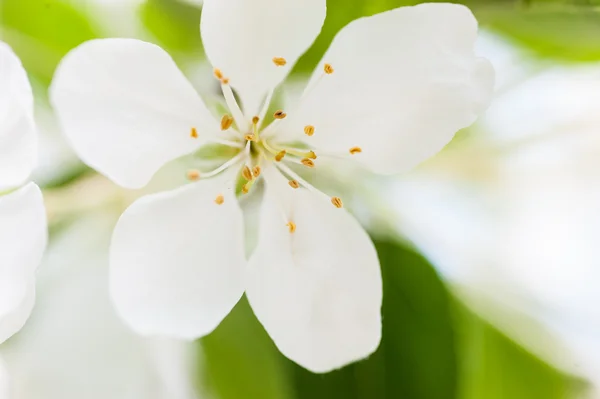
1 213 198 399
50 1 493 373
0 41 47 345
382 32 600 391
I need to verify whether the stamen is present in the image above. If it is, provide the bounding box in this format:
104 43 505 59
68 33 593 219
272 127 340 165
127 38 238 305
275 162 333 204
273 57 287 66
257 90 274 130
207 138 245 148
244 134 256 142
186 169 201 181
242 166 253 181
301 158 315 168
252 166 261 178
275 150 286 162
304 125 315 136
331 196 343 208
324 63 334 74
215 194 225 205
288 180 300 189
214 68 224 81
349 146 362 155
252 116 260 125
221 82 247 132
190 127 198 138
221 115 234 131
307 151 317 160
273 110 287 120
241 184 250 195
198 150 247 179
287 221 296 233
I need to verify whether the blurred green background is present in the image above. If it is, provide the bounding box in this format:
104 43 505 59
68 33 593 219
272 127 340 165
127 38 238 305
1 0 596 398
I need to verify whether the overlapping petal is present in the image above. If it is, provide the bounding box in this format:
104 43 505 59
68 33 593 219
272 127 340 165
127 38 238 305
0 42 37 191
0 183 47 344
110 171 246 339
50 39 219 189
276 3 494 174
246 166 382 372
201 0 326 116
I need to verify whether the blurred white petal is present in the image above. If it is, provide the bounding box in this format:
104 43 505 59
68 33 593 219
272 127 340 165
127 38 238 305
0 42 37 191
0 184 46 344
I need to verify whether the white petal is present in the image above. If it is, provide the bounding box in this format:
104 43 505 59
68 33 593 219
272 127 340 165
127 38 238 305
0 277 35 345
201 0 326 115
0 42 37 191
246 166 382 373
278 3 494 174
0 183 47 343
50 39 219 189
110 172 246 339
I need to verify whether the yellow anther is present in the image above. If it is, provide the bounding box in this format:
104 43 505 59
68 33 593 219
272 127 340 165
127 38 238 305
307 151 317 160
331 196 343 208
275 150 286 162
186 169 200 181
288 180 300 189
241 184 250 195
222 77 230 85
242 166 253 181
324 63 334 74
215 194 225 205
349 146 362 155
273 57 287 66
287 221 296 233
304 125 315 136
301 158 315 168
252 116 260 125
252 166 261 178
214 68 224 80
221 115 234 131
190 127 198 138
273 110 287 119
245 134 256 142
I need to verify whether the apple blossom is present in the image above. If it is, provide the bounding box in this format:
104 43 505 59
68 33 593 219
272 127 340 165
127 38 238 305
50 1 493 372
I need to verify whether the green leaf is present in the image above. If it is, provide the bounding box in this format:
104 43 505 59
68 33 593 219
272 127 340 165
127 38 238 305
452 299 585 399
139 0 203 56
199 296 295 399
0 0 98 86
286 239 458 399
476 5 600 62
197 235 583 399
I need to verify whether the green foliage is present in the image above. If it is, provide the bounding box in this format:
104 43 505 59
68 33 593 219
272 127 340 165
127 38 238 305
477 5 600 62
199 296 295 399
139 0 203 55
0 0 98 86
199 238 580 399
453 300 582 399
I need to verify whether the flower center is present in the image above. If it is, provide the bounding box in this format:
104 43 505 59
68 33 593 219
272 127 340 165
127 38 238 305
183 60 358 232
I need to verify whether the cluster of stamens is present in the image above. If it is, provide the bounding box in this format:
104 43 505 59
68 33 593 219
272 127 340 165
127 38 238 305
185 59 362 233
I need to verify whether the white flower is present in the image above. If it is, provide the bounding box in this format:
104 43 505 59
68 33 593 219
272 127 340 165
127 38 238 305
50 1 493 372
0 42 47 345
